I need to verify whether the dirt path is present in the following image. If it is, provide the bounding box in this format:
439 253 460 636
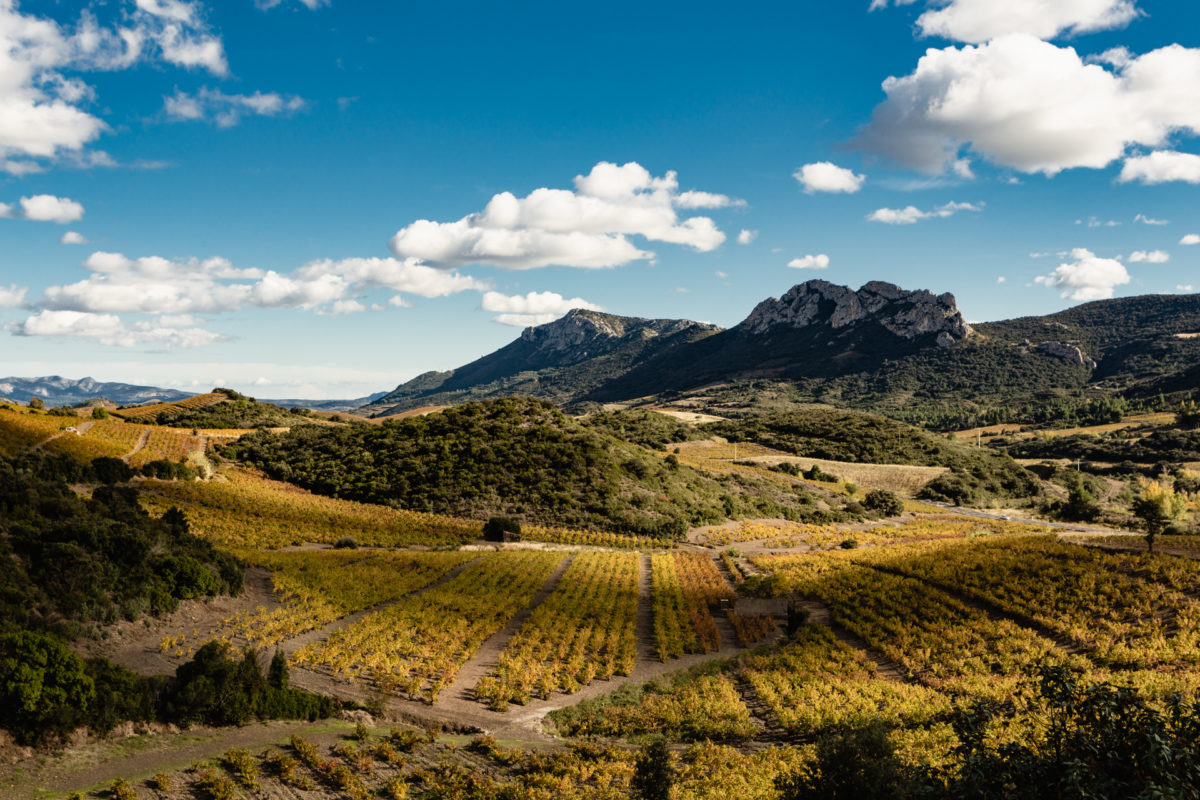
30 420 95 452
0 719 355 800
442 554 576 705
122 427 151 463
635 553 655 662
797 600 907 681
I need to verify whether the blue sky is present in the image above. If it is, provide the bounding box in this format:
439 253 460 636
1 0 1198 398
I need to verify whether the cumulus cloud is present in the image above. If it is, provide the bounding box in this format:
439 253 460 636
1128 249 1169 263
295 257 489 299
59 230 90 244
0 284 27 307
911 0 1141 43
857 36 1200 176
1181 234 1200 245
1035 247 1130 300
866 201 982 224
1133 213 1168 226
387 162 735 270
788 254 830 269
480 290 603 327
1118 151 1200 185
0 194 84 223
794 162 866 194
5 309 225 347
736 229 758 245
164 87 306 127
1179 285 1195 292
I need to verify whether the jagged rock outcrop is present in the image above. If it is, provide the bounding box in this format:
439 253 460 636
1037 341 1097 370
518 309 716 364
738 280 974 347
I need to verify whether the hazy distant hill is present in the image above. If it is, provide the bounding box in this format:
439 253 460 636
0 375 193 407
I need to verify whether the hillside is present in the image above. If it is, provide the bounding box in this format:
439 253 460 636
115 388 335 429
360 309 720 415
362 282 1200 429
224 397 844 537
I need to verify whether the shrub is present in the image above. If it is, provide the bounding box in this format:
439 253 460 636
862 489 904 518
334 536 359 549
482 516 521 542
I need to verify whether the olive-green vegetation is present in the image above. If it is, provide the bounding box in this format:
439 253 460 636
1007 428 1200 465
226 398 836 538
707 406 1041 506
0 451 334 745
132 388 326 429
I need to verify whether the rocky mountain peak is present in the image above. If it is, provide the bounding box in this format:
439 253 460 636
738 279 974 347
520 309 719 361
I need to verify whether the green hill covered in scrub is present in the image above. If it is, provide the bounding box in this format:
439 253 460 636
223 398 842 537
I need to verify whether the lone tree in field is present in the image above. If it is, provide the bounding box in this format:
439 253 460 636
1131 479 1188 554
632 736 674 800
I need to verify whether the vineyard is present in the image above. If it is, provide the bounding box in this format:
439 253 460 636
0 406 76 455
293 551 567 702
159 550 477 657
651 552 735 661
43 420 142 461
140 467 481 548
111 391 229 421
475 552 640 710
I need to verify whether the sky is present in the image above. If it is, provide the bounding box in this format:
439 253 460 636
1 0 1199 398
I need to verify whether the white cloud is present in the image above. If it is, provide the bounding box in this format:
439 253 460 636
1179 285 1195 292
912 0 1140 43
997 276 1007 283
857 37 1200 176
1128 249 1169 263
481 290 603 326
788 254 830 270
1078 216 1121 228
59 230 89 244
165 88 306 128
674 190 746 209
1133 213 1168 226
295 257 488 297
387 162 733 270
866 201 982 224
1035 247 1130 300
1118 151 1200 185
256 0 329 9
5 309 225 348
13 194 84 223
0 284 27 307
736 229 757 245
1180 234 1200 245
794 162 866 194
0 0 229 169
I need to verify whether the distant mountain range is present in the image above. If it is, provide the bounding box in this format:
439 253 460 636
0 376 195 407
363 280 1200 417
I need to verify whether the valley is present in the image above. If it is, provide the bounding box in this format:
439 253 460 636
0 284 1198 799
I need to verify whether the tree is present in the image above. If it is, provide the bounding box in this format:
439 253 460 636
91 406 109 420
632 737 674 800
776 724 910 800
1177 399 1200 430
28 397 44 410
862 489 904 518
1131 479 1188 553
0 631 95 745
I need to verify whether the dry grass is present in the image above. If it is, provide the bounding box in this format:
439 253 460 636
745 455 947 496
649 408 726 425
952 412 1177 443
112 392 228 420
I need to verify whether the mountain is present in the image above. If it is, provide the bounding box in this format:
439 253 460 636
361 309 720 415
0 375 193 407
363 281 1200 420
